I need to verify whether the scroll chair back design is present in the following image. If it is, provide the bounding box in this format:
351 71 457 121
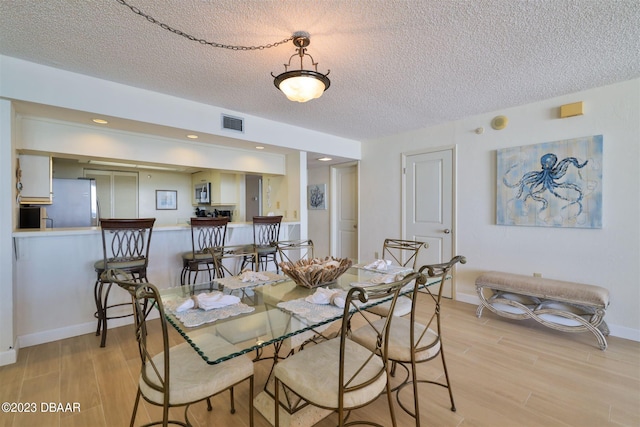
273 272 422 427
366 238 427 318
180 217 229 286
352 255 466 427
242 215 282 272
93 218 155 347
104 269 254 427
276 239 314 264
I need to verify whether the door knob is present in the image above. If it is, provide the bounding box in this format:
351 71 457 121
353 224 358 229
443 229 451 234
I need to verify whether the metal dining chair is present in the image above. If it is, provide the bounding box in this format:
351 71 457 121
273 272 422 427
180 217 229 286
366 238 427 318
105 269 254 427
93 218 155 347
241 215 283 272
351 255 467 427
276 239 314 265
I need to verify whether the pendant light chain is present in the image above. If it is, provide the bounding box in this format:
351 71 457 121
115 0 293 51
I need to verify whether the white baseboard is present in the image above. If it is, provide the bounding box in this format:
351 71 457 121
455 291 639 343
0 346 18 367
18 317 135 348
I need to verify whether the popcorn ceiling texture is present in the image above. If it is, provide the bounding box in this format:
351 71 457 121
1 0 638 141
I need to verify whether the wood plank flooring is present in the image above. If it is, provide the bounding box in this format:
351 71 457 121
1 298 638 427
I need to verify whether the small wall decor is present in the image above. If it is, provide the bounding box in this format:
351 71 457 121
156 190 177 210
497 135 602 228
307 184 327 210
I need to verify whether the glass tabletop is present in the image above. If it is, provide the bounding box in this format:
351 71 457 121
159 264 439 365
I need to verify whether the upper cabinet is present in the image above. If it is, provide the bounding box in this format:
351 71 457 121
18 153 52 204
192 170 240 205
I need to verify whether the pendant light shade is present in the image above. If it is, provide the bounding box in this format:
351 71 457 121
272 33 330 103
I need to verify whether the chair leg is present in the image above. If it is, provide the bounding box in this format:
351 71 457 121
99 282 114 348
440 346 456 412
94 279 103 336
229 386 236 414
206 397 212 411
274 377 280 427
130 387 142 427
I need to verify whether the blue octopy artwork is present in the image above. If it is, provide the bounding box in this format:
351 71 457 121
497 135 603 228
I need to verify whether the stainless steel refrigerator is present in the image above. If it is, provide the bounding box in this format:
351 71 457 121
46 178 99 228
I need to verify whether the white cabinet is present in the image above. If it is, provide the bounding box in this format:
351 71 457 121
18 154 52 204
192 170 239 205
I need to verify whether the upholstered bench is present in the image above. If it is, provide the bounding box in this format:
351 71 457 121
475 271 610 350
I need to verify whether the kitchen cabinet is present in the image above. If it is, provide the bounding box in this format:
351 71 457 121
192 170 239 205
18 153 52 204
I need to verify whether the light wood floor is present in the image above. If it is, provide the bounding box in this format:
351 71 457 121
1 298 639 427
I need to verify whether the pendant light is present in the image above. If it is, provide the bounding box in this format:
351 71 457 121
272 32 330 103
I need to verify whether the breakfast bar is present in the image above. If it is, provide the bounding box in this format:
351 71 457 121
11 221 300 348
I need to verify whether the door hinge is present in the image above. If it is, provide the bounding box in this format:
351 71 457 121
403 167 406 174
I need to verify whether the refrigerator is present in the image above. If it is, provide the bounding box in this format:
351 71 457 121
46 178 99 228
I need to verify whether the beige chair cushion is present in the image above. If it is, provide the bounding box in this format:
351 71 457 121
273 338 387 409
365 295 412 317
181 251 214 262
351 317 440 363
140 335 253 406
94 258 146 272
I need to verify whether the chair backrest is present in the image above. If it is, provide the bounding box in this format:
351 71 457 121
382 238 427 269
100 218 156 268
338 272 422 410
252 215 282 247
411 256 466 347
277 239 314 264
190 217 228 256
211 244 259 277
104 269 171 408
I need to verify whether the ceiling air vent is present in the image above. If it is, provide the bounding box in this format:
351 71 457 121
221 114 244 133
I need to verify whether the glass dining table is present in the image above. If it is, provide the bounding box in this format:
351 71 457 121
158 262 443 424
159 262 424 365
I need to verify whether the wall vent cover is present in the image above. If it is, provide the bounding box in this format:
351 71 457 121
221 114 244 133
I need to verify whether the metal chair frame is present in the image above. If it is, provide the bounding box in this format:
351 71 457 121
94 218 155 347
274 272 422 427
104 269 254 427
381 238 427 269
180 217 229 286
242 215 282 272
276 239 314 265
395 256 467 425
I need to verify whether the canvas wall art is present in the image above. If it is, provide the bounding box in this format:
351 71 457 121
308 184 327 210
496 135 603 228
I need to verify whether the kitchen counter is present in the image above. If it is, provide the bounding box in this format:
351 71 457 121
12 220 300 348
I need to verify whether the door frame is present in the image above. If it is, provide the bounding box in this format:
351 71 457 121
401 145 458 297
330 161 360 258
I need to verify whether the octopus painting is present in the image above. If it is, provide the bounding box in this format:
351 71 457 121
503 153 588 215
496 136 603 228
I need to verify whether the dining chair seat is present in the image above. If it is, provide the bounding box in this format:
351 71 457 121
352 316 440 363
94 258 147 271
141 335 254 406
364 295 412 318
182 251 215 262
273 338 387 409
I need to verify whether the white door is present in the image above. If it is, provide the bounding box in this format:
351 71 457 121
403 149 455 297
332 163 358 259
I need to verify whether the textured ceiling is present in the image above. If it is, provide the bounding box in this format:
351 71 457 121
1 0 639 143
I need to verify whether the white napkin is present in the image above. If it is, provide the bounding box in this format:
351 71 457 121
369 273 398 284
305 287 347 308
175 292 241 312
239 270 269 282
365 259 392 271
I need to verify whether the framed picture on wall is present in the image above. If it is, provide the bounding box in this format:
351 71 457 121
308 184 327 210
156 190 177 210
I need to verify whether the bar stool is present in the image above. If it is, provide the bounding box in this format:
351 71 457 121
94 218 155 347
241 215 282 272
180 217 229 286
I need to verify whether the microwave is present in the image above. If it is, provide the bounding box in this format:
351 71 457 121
194 182 211 204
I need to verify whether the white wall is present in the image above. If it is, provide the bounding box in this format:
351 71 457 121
360 79 640 340
308 166 331 256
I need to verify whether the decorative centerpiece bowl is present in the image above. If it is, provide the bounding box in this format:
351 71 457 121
279 257 353 289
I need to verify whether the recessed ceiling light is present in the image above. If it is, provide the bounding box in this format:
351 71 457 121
317 156 332 161
256 146 265 150
92 118 108 124
186 134 198 139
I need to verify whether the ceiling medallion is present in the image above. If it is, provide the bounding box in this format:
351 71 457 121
272 32 331 103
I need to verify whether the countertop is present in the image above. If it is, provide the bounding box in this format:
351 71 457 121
12 220 300 238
